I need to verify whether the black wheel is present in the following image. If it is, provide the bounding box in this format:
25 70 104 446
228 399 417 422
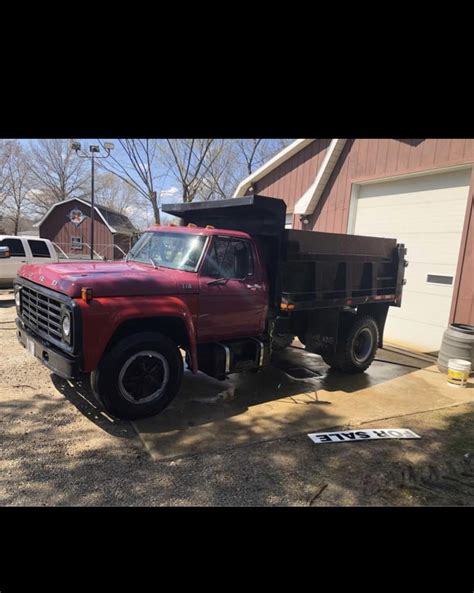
332 315 379 373
91 332 183 420
272 333 294 351
321 353 338 367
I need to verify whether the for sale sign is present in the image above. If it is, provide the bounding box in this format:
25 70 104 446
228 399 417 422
308 428 421 444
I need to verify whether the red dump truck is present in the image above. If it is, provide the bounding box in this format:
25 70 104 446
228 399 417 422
14 196 407 419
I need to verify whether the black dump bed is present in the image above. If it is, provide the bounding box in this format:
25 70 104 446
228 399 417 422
163 195 406 310
282 229 406 310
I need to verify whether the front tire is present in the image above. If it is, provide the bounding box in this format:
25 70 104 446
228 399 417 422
91 332 183 420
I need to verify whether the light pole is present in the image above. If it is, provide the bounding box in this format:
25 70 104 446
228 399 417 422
71 141 114 260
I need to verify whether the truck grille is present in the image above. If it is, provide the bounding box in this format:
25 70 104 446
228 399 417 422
20 284 64 341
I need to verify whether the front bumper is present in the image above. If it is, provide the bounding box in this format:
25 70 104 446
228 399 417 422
16 318 81 379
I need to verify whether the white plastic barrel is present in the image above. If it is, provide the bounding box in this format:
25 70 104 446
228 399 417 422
447 359 472 388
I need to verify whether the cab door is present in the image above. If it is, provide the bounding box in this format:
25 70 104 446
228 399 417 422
0 238 27 285
198 236 267 341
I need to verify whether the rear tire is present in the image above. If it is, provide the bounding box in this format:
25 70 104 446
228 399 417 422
272 333 295 351
91 331 183 420
322 353 338 367
326 315 379 374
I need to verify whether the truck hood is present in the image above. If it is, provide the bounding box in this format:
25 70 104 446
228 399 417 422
17 261 199 298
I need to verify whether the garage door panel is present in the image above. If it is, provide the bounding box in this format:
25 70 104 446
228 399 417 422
383 316 449 353
355 200 467 235
352 168 470 352
389 291 453 326
403 262 456 293
394 236 463 266
359 169 470 199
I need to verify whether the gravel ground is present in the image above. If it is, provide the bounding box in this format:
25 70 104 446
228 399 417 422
2 291 474 506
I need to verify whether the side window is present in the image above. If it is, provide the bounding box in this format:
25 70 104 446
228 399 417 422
28 240 51 258
0 238 26 257
202 238 254 279
239 241 254 277
201 238 231 278
71 237 83 250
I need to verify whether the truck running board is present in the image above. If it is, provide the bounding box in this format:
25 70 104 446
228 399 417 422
197 338 268 380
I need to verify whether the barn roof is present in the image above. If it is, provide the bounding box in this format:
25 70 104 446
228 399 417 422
33 197 137 235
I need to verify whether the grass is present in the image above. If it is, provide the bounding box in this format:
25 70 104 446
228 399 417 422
442 401 474 456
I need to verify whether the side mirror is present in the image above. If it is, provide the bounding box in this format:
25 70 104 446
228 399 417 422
0 246 11 259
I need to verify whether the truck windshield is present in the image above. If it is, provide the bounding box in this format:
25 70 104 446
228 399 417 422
127 231 207 272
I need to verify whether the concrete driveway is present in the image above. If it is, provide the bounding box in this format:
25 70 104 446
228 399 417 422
133 346 474 461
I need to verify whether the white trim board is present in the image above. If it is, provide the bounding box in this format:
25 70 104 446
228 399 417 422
233 139 314 198
294 139 347 215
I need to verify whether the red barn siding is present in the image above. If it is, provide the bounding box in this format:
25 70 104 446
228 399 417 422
39 200 114 260
254 139 474 326
250 139 331 213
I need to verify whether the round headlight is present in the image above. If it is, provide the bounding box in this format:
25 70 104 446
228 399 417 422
15 291 21 308
62 315 71 337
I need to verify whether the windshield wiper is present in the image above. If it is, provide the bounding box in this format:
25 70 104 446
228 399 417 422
149 257 159 269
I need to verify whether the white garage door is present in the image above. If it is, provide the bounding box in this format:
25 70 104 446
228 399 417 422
352 168 471 353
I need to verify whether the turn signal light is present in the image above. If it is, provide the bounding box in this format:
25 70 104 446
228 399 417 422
205 225 215 229
188 223 197 228
81 287 93 303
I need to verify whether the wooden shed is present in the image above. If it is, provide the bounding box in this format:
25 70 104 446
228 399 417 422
235 139 474 354
34 197 138 260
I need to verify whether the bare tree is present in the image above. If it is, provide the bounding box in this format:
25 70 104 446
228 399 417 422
195 139 239 201
94 171 150 230
95 172 139 214
237 139 264 176
97 139 165 224
2 142 33 235
236 139 293 176
162 139 226 203
28 139 90 214
187 139 294 201
0 140 16 207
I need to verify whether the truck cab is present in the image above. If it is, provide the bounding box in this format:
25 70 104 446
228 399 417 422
0 235 58 288
14 196 406 420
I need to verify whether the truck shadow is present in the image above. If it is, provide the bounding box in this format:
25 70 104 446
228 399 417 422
51 346 434 445
50 374 136 439
0 298 15 308
277 346 434 395
130 347 436 456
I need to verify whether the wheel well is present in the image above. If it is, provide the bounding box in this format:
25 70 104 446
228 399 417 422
104 316 190 356
302 305 388 354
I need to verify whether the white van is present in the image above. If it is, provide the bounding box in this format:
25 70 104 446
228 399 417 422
0 235 59 288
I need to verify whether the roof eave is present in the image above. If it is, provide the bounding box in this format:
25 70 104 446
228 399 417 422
294 139 347 216
233 139 315 198
33 197 117 233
